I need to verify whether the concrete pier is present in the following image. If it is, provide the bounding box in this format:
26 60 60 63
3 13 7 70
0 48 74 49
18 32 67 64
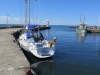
0 25 51 30
0 28 29 75
87 28 100 33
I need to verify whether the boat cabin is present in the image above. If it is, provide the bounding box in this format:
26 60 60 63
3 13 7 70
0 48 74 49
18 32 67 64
26 31 44 43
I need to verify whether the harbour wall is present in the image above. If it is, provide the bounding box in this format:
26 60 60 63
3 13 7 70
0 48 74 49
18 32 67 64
0 28 29 75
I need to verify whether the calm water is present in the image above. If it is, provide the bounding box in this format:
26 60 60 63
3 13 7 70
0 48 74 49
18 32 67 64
1 24 100 75
22 25 100 75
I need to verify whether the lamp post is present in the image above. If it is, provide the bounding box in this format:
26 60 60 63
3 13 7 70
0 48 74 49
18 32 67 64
7 14 9 25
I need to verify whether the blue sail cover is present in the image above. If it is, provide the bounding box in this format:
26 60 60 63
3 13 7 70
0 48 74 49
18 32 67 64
26 31 37 39
27 23 38 29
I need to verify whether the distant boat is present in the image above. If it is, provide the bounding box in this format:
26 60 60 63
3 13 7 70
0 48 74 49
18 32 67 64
76 15 87 33
18 0 57 58
76 23 87 33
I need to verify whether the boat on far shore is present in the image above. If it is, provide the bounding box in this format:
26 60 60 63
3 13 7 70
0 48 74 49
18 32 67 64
76 23 87 33
76 15 87 33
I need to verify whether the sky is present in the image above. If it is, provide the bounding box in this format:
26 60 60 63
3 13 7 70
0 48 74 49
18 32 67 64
0 0 100 26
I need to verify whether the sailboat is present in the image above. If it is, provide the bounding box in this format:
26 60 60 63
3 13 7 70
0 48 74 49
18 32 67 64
76 15 87 33
18 0 57 58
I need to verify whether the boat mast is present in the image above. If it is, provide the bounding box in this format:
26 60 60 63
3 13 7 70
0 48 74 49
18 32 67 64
98 16 100 28
25 0 27 26
83 15 85 24
80 14 81 24
28 0 30 24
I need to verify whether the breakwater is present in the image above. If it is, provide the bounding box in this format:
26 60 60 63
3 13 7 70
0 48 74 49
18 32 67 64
0 25 51 30
0 28 29 75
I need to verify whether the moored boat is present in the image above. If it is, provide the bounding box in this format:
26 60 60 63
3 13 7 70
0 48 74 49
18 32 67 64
76 26 87 33
76 15 87 33
18 0 57 58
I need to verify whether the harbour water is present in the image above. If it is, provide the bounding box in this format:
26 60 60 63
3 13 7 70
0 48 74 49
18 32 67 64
1 24 100 75
24 25 100 75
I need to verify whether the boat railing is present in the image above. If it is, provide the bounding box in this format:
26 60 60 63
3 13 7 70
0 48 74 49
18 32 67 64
22 37 55 50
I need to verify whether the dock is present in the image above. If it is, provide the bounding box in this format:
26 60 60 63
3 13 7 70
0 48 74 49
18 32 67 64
87 28 100 33
0 28 29 75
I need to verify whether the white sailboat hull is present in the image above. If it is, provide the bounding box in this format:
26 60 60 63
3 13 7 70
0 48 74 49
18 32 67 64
18 33 55 58
19 0 56 58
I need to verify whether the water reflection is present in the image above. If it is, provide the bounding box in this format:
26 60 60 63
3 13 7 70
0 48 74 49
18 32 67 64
90 33 100 57
76 33 86 42
87 33 100 39
76 33 100 57
22 50 55 75
76 33 100 42
46 29 49 40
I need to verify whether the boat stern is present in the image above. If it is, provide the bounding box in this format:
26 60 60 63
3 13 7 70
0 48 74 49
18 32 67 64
31 46 55 58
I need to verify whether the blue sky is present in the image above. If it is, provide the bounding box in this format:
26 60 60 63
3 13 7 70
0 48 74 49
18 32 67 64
0 0 100 26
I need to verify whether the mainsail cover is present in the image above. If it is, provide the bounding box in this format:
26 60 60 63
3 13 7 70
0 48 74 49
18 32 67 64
26 31 36 39
27 23 38 29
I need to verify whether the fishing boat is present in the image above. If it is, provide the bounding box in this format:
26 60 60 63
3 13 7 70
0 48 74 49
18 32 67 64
76 23 87 33
76 15 87 33
18 0 57 58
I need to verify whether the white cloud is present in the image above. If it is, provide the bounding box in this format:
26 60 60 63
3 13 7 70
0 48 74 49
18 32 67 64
57 21 61 23
14 17 20 21
50 20 61 24
0 16 6 20
0 16 24 24
0 16 64 25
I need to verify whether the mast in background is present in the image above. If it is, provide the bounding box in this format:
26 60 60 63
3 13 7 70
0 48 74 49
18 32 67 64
83 15 85 24
80 14 81 24
6 14 9 25
97 16 100 29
